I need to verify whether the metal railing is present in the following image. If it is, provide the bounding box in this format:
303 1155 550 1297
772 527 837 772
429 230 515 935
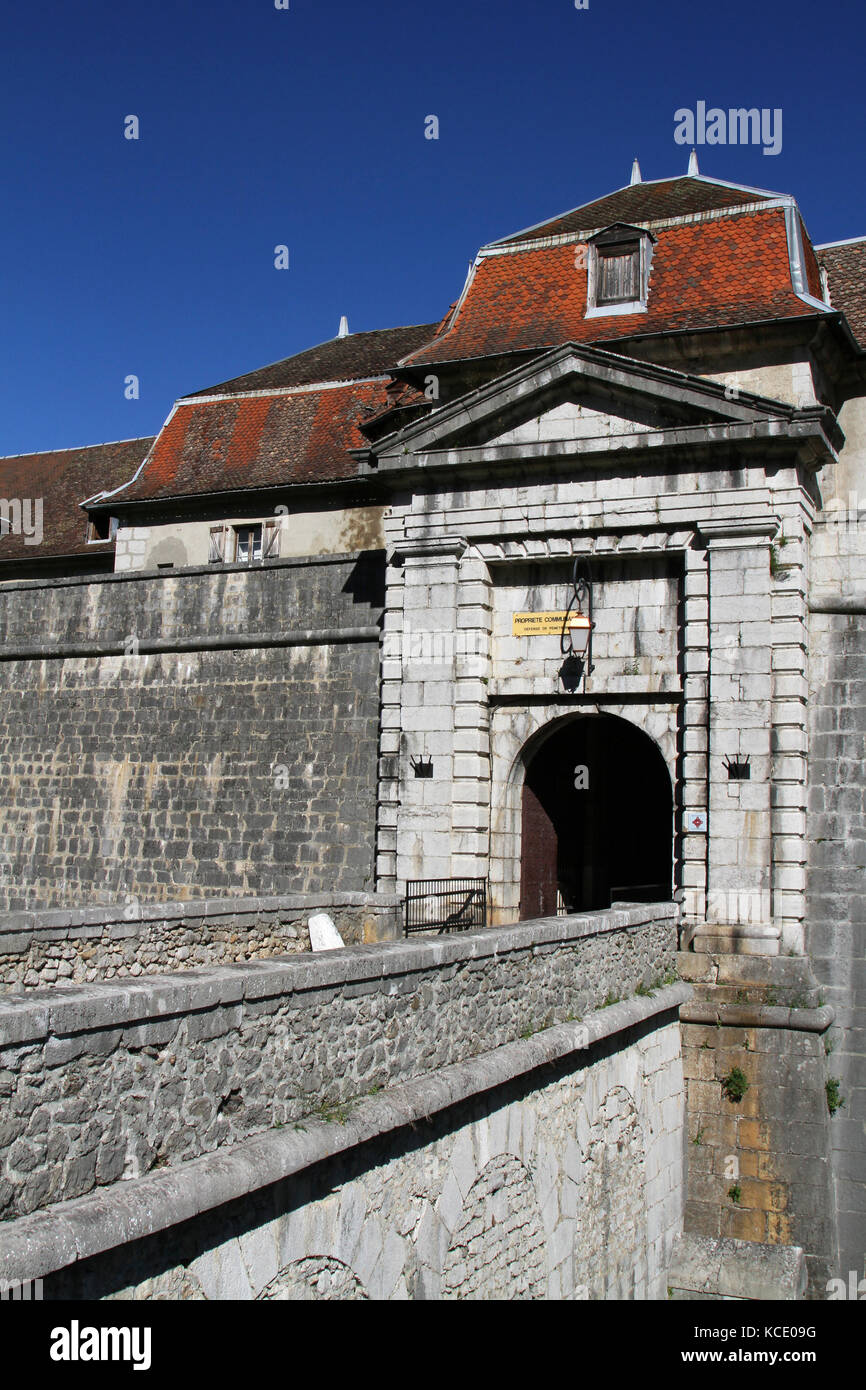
403 878 487 935
609 883 671 904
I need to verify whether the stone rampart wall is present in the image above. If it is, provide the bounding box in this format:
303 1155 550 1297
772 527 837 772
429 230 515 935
0 553 383 909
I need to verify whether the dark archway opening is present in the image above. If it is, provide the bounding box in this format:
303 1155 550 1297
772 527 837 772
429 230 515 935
519 714 673 919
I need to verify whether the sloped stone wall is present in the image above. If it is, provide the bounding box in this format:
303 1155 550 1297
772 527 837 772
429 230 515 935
45 1011 684 1302
0 906 684 1301
0 904 676 1223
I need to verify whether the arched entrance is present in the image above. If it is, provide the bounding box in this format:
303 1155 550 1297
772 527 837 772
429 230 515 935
519 714 673 918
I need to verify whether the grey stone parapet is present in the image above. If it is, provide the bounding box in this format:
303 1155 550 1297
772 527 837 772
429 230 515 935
0 981 690 1288
0 892 403 989
0 903 678 1225
0 899 677 1023
667 1232 807 1300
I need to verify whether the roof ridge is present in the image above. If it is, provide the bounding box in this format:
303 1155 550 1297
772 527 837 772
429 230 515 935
477 198 791 261
0 437 155 464
484 173 781 250
816 235 866 249
181 322 440 399
178 376 394 405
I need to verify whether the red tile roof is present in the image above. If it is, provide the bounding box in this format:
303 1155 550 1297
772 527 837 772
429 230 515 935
184 324 439 398
106 180 846 509
819 239 866 347
494 175 778 246
0 438 154 561
118 381 399 503
402 208 815 367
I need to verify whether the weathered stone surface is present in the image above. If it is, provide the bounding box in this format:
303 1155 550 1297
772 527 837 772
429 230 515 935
667 1231 807 1300
807 607 866 1281
0 894 401 989
0 555 383 912
0 907 678 1228
19 1000 687 1301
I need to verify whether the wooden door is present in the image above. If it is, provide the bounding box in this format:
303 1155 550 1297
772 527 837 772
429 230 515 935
519 780 559 919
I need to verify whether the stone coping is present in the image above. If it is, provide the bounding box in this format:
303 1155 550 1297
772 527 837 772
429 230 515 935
0 626 381 662
0 892 401 939
0 902 678 1045
0 982 690 1286
680 1000 834 1032
0 549 371 595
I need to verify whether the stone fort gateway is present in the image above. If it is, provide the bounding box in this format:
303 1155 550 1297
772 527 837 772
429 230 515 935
0 162 864 1302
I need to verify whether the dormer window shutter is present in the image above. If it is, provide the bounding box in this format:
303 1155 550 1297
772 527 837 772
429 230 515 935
208 524 227 563
597 243 640 304
262 519 280 559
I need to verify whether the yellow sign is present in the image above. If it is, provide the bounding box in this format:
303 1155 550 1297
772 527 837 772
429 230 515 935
512 611 568 636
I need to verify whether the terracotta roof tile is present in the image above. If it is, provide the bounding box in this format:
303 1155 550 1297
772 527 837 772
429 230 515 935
403 208 811 367
494 176 777 246
119 381 394 504
0 438 154 561
820 240 866 347
184 324 440 398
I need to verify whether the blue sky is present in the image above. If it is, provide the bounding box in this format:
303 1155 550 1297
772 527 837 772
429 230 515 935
1 0 864 456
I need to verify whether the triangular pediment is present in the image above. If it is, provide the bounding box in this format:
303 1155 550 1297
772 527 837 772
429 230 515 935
480 394 672 448
363 342 836 473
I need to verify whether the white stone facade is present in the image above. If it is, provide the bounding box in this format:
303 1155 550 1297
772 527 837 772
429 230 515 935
371 343 848 951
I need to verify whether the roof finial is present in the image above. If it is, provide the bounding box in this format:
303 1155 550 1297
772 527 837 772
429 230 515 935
688 149 699 176
630 158 642 185
337 315 349 338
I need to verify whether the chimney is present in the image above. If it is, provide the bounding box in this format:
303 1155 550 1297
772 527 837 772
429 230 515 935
630 159 642 185
688 150 699 175
338 315 349 338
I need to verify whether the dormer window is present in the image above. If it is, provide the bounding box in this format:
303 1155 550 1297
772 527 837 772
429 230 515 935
597 243 640 305
86 516 118 543
585 224 654 318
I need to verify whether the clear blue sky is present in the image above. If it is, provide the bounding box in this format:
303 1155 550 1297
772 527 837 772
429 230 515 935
1 0 863 456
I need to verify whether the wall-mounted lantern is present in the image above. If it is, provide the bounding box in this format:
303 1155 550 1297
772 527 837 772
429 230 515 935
560 560 595 692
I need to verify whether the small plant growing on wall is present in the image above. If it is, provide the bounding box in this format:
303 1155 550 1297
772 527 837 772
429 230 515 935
721 1067 750 1103
770 536 791 578
728 1185 742 1205
826 1078 845 1116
